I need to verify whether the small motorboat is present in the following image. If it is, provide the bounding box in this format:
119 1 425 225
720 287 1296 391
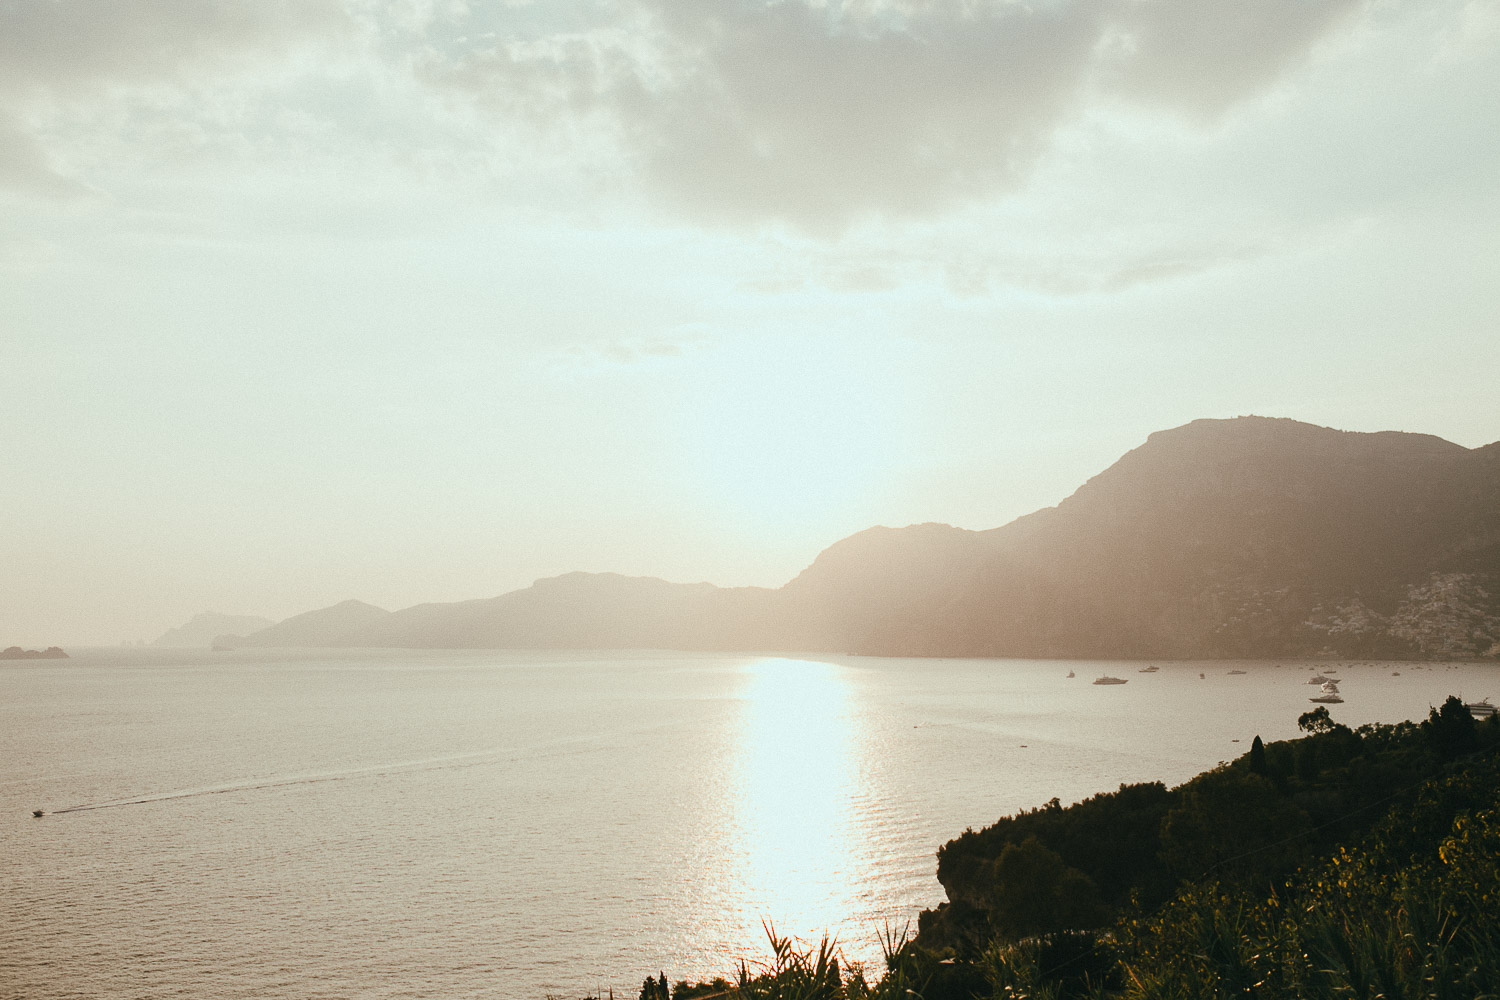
1066 670 1075 678
32 810 45 818
1138 665 1159 673
1228 669 1247 675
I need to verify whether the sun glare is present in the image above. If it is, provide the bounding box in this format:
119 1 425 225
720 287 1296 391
733 658 858 940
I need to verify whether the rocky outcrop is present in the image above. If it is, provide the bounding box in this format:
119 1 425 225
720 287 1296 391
1 646 68 659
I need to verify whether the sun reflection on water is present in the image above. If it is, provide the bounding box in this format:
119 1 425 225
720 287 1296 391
733 657 859 943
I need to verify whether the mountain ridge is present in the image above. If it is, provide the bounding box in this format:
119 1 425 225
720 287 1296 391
154 612 275 648
226 599 390 649
223 417 1500 659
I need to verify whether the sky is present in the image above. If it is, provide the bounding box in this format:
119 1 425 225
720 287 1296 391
2 0 1498 645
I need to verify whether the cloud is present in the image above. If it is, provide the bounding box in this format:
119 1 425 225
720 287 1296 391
0 113 92 200
622 0 1112 229
0 0 348 96
421 0 1371 230
731 232 1276 300
0 0 1395 228
1102 0 1366 120
0 0 348 195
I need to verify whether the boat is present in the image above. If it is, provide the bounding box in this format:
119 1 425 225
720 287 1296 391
1307 675 1329 684
1228 669 1247 675
1092 676 1128 685
1466 698 1496 719
1310 680 1343 703
1138 665 1159 673
1066 670 1075 678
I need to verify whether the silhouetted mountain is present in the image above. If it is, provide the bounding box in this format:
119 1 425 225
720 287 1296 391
776 521 998 652
354 572 788 650
229 600 390 648
812 417 1499 658
241 418 1500 659
154 612 275 648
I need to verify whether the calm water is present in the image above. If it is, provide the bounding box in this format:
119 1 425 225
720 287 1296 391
3 649 1494 999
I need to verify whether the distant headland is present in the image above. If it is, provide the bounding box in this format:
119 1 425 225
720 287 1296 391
1 646 69 660
179 417 1498 661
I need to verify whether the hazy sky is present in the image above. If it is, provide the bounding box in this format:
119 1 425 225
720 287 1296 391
3 0 1498 645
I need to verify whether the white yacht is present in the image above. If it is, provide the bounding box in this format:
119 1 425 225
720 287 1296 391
1309 681 1343 704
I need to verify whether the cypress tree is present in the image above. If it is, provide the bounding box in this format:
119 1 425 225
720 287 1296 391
1249 734 1268 775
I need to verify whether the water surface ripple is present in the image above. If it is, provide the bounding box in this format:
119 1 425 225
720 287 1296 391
3 648 1493 998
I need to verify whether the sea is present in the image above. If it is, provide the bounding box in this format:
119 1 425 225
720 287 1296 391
2 649 1495 999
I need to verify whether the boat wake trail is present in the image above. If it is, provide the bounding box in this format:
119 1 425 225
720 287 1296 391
31 729 621 817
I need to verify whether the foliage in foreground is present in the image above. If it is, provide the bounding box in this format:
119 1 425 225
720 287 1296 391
1114 773 1500 999
630 922 977 1000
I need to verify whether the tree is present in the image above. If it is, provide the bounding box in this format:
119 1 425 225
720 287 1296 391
1424 695 1478 759
1160 770 1311 879
1298 706 1334 733
983 836 1104 940
1249 735 1268 776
